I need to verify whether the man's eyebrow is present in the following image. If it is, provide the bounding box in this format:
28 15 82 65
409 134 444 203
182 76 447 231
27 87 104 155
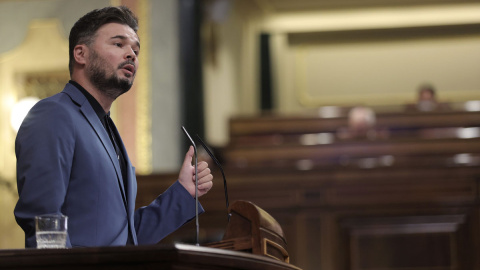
110 35 141 49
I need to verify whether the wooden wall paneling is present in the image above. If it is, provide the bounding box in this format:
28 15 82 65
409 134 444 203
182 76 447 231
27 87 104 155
290 212 308 269
136 172 480 270
474 205 480 269
341 215 468 270
316 212 340 270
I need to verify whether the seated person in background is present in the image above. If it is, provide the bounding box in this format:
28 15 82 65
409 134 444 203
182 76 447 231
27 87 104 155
406 84 451 112
337 106 388 140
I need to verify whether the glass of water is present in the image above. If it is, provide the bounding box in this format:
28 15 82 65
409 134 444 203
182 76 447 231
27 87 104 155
35 214 68 249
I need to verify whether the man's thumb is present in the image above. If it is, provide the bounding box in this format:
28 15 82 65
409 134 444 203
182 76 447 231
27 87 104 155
182 145 194 166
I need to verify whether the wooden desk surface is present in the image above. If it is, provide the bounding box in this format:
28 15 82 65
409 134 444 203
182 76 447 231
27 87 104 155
0 244 302 270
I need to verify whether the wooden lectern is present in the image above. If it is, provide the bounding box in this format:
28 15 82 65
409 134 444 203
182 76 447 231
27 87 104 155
0 201 300 270
0 244 301 270
205 200 290 263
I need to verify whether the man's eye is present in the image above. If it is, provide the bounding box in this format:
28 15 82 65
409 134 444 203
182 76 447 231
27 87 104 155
134 50 139 56
115 43 122 47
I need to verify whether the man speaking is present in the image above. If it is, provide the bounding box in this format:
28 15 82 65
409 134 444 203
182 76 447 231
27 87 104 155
14 6 213 248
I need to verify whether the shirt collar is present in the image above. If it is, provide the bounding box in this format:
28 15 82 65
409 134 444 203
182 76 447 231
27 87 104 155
69 80 109 128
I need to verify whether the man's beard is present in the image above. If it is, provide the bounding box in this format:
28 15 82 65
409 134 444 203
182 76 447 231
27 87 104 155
87 49 135 100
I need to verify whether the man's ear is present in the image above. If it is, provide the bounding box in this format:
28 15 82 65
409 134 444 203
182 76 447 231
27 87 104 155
73 44 88 66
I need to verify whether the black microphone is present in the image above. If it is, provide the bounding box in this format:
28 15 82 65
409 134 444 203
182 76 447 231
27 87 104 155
181 126 200 246
195 134 231 222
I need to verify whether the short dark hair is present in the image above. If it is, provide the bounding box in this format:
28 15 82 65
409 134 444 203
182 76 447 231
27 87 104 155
68 6 138 75
418 84 436 97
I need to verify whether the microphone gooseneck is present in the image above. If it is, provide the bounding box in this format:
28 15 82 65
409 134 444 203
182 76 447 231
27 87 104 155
181 126 199 246
195 134 231 222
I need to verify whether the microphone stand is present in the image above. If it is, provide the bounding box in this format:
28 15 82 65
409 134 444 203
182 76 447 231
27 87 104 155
195 134 231 222
181 126 199 246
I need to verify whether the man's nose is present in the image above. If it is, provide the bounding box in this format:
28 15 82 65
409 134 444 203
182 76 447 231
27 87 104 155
125 47 136 61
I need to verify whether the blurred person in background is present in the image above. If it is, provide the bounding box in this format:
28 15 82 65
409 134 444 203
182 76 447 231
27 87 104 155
406 84 451 112
337 106 388 140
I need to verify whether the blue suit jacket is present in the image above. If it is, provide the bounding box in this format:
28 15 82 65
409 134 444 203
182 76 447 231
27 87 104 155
14 83 202 248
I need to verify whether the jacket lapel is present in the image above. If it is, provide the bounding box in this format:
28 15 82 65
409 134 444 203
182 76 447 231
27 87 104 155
107 119 139 245
62 84 127 207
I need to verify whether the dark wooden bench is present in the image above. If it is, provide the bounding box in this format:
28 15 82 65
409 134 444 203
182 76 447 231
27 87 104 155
230 110 480 136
